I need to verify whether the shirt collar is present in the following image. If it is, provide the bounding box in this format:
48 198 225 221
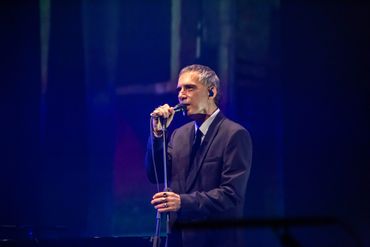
194 108 220 136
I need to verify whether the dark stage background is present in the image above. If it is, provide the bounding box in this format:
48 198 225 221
1 0 369 246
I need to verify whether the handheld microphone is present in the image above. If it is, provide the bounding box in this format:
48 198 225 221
173 103 186 113
150 103 186 117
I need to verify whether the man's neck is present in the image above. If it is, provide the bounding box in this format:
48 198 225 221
193 105 218 126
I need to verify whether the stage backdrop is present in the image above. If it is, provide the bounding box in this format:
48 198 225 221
1 1 369 246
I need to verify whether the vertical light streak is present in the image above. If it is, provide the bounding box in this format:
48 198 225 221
171 0 181 81
40 0 50 95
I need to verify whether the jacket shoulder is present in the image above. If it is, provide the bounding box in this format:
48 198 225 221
221 118 250 134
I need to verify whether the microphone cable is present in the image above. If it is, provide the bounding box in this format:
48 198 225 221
149 116 162 247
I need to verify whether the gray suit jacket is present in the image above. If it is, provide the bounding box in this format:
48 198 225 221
146 112 252 247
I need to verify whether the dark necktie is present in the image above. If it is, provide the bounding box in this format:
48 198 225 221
189 129 203 168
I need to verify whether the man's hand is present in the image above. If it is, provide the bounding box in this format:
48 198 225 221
150 104 175 137
151 191 181 213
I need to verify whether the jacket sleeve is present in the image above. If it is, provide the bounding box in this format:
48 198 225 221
178 128 252 219
145 131 173 184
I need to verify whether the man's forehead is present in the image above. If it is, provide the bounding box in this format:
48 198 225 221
178 72 200 85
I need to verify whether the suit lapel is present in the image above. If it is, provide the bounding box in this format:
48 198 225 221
180 122 195 191
185 112 225 192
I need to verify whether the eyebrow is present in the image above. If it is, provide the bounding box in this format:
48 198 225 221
176 83 197 92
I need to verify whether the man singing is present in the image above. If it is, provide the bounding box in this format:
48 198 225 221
146 64 252 247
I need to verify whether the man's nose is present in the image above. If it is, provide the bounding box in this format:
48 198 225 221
178 89 186 100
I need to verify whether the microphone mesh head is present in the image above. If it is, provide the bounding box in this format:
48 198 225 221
173 104 185 113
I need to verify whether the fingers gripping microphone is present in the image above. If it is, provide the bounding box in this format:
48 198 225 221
150 103 186 118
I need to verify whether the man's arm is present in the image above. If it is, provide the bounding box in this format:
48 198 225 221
145 135 165 184
145 104 176 183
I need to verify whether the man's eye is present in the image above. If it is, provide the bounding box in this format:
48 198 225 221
177 85 195 93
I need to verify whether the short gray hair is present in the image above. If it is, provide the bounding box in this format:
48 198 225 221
179 64 221 106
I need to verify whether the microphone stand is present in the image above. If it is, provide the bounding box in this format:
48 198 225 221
152 118 170 247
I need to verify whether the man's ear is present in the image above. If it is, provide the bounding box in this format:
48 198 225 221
209 87 214 97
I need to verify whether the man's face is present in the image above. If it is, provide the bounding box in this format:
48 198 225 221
177 72 210 117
